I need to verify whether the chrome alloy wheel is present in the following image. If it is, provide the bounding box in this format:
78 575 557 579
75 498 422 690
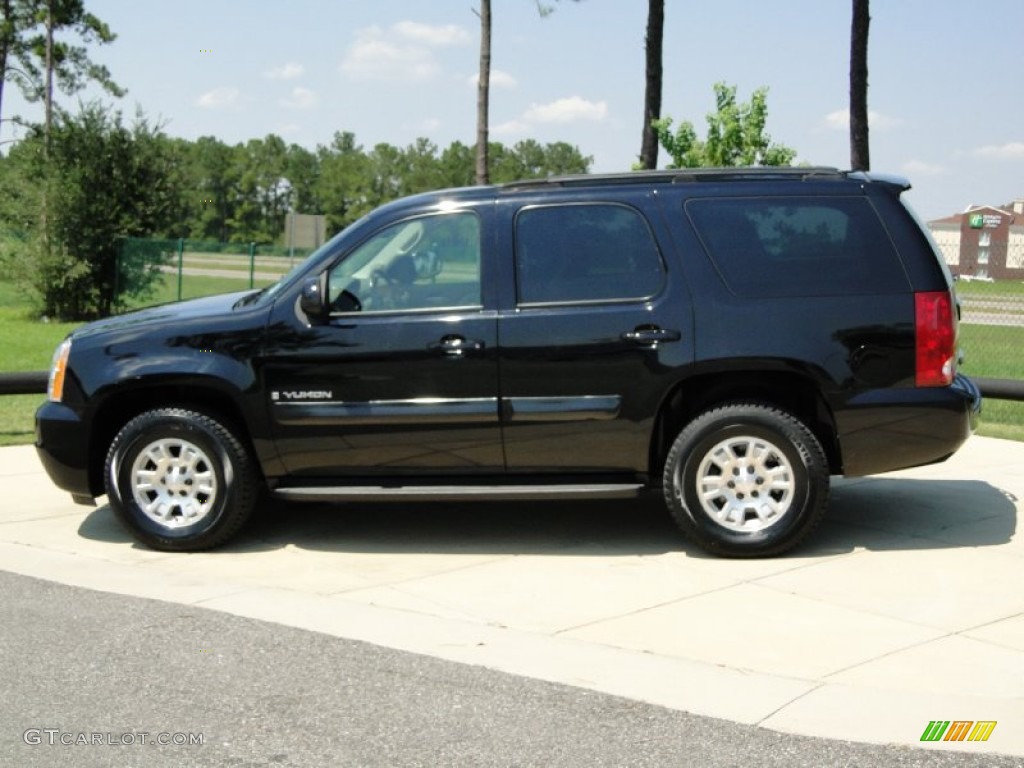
695 435 795 532
129 438 219 529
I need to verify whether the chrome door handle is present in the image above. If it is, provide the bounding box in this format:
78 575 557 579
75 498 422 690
621 327 681 345
429 335 485 357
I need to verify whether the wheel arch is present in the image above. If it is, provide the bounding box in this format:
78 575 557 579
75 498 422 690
649 368 841 479
87 379 259 498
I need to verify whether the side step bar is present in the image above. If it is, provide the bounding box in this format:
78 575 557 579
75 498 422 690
273 483 645 503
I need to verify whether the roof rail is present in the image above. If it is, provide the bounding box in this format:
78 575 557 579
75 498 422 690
499 167 845 191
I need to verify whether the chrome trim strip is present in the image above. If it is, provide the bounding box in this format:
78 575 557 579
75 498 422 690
504 395 621 422
273 397 499 426
275 483 644 502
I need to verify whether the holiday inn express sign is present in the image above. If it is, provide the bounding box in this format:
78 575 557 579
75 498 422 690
969 213 1004 228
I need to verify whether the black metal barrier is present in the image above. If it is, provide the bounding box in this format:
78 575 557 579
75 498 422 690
1 371 1024 401
973 377 1024 402
0 371 48 395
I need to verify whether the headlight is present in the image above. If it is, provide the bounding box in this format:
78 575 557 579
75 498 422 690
47 338 72 402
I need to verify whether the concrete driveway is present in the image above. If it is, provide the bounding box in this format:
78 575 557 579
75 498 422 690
2 436 1022 756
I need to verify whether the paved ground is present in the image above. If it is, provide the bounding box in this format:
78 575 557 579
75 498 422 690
3 571 1013 768
2 437 1022 757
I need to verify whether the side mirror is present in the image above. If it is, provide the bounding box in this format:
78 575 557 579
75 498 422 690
299 275 327 323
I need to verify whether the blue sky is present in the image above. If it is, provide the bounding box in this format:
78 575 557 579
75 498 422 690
2 0 1022 221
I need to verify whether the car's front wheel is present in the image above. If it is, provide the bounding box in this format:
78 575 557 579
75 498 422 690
663 403 830 558
104 408 257 551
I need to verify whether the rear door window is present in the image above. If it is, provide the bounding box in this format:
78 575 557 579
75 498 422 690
685 196 909 297
514 203 665 305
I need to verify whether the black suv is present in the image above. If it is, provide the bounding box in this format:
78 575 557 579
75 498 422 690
36 168 981 557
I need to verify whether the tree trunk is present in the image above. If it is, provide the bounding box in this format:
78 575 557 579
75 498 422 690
639 0 664 170
849 0 870 171
44 0 54 152
0 0 11 128
475 0 491 185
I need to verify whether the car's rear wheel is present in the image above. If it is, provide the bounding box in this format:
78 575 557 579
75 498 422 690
104 408 257 551
663 403 829 557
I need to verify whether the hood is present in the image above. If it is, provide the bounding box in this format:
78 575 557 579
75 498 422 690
70 290 259 341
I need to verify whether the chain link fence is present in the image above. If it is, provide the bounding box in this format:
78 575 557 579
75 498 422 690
115 237 316 308
927 234 1024 382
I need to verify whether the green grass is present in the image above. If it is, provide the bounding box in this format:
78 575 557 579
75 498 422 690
123 272 277 308
955 279 1024 298
958 323 1024 440
0 283 78 446
958 324 1024 379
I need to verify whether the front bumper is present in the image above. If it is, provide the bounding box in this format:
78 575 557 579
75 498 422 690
35 400 95 502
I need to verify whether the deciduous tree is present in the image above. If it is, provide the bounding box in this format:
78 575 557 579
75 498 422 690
653 82 796 168
4 103 184 319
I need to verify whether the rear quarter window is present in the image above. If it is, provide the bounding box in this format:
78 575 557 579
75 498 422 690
685 196 909 297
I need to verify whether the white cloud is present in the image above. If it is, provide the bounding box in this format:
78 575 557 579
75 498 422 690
265 62 304 80
196 86 241 109
902 160 947 176
394 21 470 46
341 21 470 82
492 119 531 136
522 96 608 124
341 26 439 81
971 141 1024 160
280 86 317 110
468 69 517 89
823 108 902 131
416 117 442 132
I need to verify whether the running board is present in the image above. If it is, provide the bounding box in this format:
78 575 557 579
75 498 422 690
273 483 645 503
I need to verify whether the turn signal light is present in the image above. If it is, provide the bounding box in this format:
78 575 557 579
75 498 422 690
48 339 72 402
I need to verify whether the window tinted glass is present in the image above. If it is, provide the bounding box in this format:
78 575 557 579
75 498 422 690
515 204 665 304
327 211 480 313
686 196 908 297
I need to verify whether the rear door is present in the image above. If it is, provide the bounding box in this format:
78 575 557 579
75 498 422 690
496 191 694 475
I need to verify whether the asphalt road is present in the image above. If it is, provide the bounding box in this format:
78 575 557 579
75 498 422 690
1 571 1016 768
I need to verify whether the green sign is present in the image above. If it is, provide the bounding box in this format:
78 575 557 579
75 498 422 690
969 214 984 229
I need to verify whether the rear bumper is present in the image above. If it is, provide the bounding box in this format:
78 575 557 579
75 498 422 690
35 401 94 501
835 373 981 476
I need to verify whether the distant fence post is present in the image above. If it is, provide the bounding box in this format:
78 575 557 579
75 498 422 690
176 238 185 301
114 242 121 307
249 243 256 288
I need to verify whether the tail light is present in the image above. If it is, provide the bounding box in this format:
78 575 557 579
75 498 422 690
914 290 955 387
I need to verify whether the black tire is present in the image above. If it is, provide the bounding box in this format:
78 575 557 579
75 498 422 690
662 403 829 558
104 408 258 551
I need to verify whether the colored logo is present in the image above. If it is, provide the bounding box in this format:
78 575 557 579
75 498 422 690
920 720 997 742
969 214 984 229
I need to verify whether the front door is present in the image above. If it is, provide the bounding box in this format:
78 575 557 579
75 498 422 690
264 209 504 477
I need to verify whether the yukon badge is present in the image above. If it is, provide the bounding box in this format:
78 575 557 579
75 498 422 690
271 390 334 401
